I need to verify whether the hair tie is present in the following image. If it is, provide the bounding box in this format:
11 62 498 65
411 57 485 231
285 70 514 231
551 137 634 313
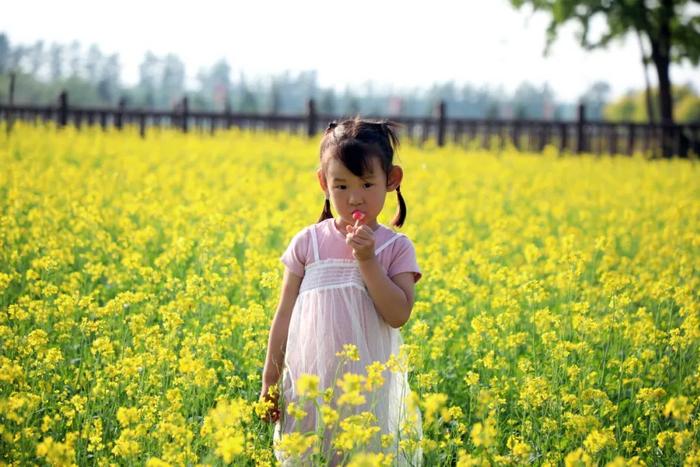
326 121 338 132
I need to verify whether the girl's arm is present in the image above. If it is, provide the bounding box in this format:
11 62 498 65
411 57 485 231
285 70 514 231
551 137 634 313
261 268 303 388
358 259 415 328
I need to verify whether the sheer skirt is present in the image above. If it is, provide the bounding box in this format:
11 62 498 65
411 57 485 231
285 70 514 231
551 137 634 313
273 260 423 466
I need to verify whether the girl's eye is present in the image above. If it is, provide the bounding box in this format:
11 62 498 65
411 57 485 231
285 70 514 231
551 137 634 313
364 183 373 188
335 185 346 190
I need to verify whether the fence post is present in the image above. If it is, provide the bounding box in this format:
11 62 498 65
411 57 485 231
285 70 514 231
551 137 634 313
307 98 317 137
626 123 635 156
435 100 446 147
538 123 547 151
453 120 463 145
115 97 126 130
512 121 521 150
576 103 586 154
139 109 146 138
8 72 15 105
181 96 189 133
422 118 430 145
58 90 68 128
558 122 567 155
224 101 232 129
481 121 490 149
608 124 618 155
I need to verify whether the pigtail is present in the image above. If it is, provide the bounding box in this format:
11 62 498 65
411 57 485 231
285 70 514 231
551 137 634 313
317 121 337 224
318 197 333 223
391 185 407 228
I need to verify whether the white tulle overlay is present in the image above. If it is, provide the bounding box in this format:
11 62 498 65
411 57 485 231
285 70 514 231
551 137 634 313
273 227 423 466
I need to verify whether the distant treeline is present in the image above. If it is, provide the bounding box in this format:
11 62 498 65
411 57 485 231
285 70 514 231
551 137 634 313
0 33 698 122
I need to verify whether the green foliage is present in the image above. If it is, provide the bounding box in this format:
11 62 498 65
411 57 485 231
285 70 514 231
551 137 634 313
675 93 700 123
0 72 105 106
603 85 700 123
509 0 700 66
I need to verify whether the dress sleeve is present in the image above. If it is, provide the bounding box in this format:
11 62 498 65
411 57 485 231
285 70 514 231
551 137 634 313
280 227 309 278
387 235 422 283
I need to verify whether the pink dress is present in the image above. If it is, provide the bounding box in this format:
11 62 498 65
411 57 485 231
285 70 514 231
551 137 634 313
273 218 423 466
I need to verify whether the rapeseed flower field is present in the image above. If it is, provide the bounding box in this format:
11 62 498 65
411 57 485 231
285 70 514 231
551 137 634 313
0 122 699 466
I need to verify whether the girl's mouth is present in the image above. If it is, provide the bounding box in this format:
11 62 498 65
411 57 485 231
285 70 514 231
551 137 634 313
352 210 365 220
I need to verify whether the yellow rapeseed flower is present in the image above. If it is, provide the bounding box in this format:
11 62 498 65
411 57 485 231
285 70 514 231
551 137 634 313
347 451 394 467
663 396 693 423
296 373 320 399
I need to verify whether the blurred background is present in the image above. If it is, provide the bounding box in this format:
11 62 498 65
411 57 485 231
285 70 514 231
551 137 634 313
1 0 698 122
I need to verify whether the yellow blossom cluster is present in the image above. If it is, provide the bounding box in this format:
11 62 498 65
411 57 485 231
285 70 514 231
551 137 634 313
0 122 698 465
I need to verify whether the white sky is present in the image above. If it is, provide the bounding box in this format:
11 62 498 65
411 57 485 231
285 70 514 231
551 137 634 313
2 0 699 102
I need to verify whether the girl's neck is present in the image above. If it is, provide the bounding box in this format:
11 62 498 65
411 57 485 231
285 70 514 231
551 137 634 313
333 217 380 236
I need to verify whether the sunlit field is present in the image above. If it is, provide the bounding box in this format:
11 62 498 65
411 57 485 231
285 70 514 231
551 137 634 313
1 122 699 466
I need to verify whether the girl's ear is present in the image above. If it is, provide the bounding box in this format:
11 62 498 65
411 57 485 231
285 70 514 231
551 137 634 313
386 165 403 192
317 168 329 195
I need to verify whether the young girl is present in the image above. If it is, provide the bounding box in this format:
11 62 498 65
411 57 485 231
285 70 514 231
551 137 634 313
259 118 423 466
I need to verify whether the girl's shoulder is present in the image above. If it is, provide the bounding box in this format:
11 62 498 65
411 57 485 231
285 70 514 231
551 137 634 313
284 220 331 253
280 223 318 277
379 228 422 282
286 223 316 246
382 229 417 253
376 223 414 242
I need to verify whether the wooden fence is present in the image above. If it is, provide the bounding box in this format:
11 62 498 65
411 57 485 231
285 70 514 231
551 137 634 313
1 91 699 157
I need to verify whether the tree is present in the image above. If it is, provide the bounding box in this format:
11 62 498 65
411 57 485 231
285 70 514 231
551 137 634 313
49 43 64 81
67 40 82 78
0 34 9 73
319 89 336 115
97 53 121 104
8 44 26 71
238 74 258 113
138 52 160 108
28 40 44 77
604 84 700 123
675 90 700 122
510 0 700 156
206 59 231 110
161 54 186 108
580 81 611 120
84 44 103 84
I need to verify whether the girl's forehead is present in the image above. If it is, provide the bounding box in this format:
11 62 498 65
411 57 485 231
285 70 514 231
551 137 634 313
325 156 383 178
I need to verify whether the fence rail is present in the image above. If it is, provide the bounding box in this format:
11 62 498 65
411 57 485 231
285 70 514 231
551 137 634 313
2 91 699 157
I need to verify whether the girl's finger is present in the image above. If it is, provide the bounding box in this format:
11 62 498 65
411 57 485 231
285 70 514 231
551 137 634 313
353 231 373 243
354 228 373 240
348 238 364 249
349 239 372 251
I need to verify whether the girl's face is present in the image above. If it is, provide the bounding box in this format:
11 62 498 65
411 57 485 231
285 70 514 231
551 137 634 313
318 154 402 232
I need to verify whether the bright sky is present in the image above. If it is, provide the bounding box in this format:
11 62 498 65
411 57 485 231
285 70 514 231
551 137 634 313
3 0 698 102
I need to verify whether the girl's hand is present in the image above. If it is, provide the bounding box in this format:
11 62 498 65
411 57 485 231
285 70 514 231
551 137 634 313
346 218 375 262
259 384 280 423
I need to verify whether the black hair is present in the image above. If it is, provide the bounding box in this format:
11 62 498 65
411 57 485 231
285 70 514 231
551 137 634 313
317 117 406 227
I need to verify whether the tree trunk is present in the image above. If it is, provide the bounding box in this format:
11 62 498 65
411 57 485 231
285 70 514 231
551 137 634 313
649 0 675 157
635 30 655 125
